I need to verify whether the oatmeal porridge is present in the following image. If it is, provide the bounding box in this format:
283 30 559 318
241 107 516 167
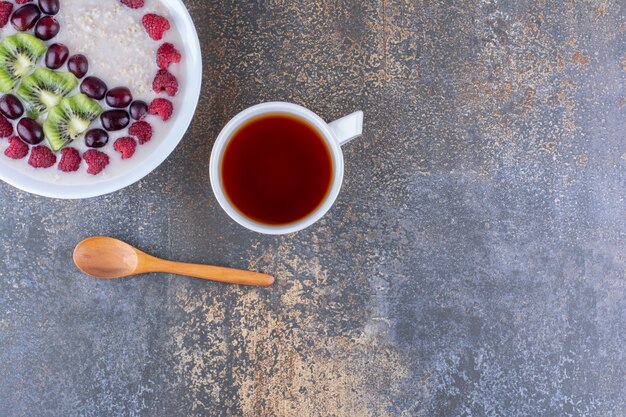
0 0 186 185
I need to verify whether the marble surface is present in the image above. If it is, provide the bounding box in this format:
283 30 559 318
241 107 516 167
1 1 625 416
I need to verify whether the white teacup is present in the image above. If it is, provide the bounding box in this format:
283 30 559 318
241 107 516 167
209 102 363 235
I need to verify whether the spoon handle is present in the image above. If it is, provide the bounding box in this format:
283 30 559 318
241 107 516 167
144 257 274 287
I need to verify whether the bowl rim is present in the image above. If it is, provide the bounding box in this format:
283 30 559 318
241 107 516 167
0 0 202 200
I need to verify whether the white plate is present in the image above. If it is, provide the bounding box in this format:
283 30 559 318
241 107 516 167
0 0 202 199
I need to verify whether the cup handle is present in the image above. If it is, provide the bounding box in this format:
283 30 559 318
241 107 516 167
328 111 364 146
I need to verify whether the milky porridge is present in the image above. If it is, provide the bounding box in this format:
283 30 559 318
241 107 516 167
0 0 186 185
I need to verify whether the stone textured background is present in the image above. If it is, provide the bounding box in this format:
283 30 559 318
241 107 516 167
1 0 625 416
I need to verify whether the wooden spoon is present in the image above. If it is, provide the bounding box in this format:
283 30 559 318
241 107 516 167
73 236 274 287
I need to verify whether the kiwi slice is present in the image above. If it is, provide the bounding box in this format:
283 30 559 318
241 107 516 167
44 94 103 152
17 69 78 117
0 33 47 93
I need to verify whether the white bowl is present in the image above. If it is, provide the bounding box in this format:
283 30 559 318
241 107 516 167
0 0 202 199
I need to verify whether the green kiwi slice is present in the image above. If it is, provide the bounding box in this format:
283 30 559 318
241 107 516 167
0 33 47 93
44 94 103 152
17 69 78 117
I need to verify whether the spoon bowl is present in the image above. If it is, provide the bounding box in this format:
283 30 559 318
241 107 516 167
73 236 274 286
74 237 141 279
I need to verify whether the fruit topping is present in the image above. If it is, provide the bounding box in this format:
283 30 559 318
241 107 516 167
38 0 59 15
0 33 47 93
80 76 107 100
0 113 13 137
44 93 103 151
100 109 129 131
142 14 170 41
34 15 59 40
152 69 178 96
17 117 43 144
67 54 88 78
105 87 132 108
0 2 13 29
120 0 144 9
84 128 108 148
0 94 24 119
57 147 80 172
113 136 136 159
2 4 184 170
148 98 172 121
129 120 152 144
11 4 40 32
4 136 29 159
156 43 181 69
83 149 109 175
28 144 56 168
45 43 69 69
17 68 77 116
129 100 148 120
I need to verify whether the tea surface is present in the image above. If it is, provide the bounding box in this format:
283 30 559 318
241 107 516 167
221 114 333 225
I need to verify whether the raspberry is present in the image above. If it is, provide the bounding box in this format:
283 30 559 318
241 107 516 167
4 136 28 159
83 149 110 175
0 114 12 138
28 145 56 168
157 43 181 69
0 1 13 28
129 121 153 144
15 0 32 4
113 137 136 159
142 14 170 41
152 69 178 96
58 147 81 172
148 98 173 121
120 0 144 9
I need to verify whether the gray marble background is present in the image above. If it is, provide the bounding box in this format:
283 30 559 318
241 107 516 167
1 1 625 416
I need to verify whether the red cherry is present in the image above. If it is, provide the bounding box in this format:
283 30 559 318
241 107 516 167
67 54 88 78
39 0 59 15
45 43 69 69
84 129 109 148
17 118 44 145
106 87 133 108
0 94 24 120
11 4 41 31
35 15 59 40
129 100 148 120
80 77 108 100
100 110 130 131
